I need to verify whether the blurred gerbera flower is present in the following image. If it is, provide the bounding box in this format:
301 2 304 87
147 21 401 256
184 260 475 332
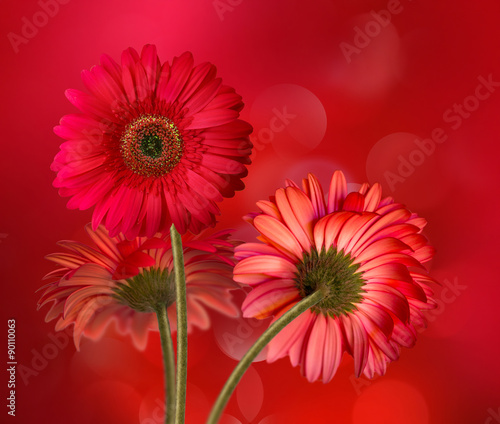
234 171 438 382
52 44 252 238
38 224 239 350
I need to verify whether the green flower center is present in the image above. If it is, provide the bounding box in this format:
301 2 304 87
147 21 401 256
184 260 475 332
294 247 365 317
141 134 163 158
120 115 184 177
113 268 175 313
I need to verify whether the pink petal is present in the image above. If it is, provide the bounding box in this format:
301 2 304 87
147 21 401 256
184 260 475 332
363 183 382 212
242 280 300 319
323 211 356 250
145 193 162 237
275 188 313 252
253 215 304 260
357 252 423 273
343 192 365 212
64 286 113 317
188 108 240 129
306 173 326 218
304 314 327 382
337 213 377 253
183 75 222 116
140 44 160 91
322 316 344 382
353 238 412 264
356 302 394 338
356 310 398 361
256 200 282 221
267 309 314 362
327 170 347 213
234 255 297 279
235 243 287 260
350 208 412 255
341 313 368 377
157 51 193 103
362 286 410 323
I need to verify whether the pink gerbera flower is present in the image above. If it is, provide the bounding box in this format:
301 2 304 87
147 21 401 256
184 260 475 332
38 224 239 350
52 44 252 238
234 171 438 382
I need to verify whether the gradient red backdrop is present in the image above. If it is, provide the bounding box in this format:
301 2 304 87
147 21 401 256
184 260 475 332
1 0 499 423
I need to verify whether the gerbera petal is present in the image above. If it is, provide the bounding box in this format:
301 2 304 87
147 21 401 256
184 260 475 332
323 211 356 250
65 89 114 120
322 317 344 382
140 44 160 91
354 238 412 264
327 170 347 212
158 52 194 103
336 212 377 253
343 192 365 212
363 183 382 212
362 285 410 322
356 310 398 361
275 188 313 252
253 215 304 260
304 314 327 382
64 286 114 317
187 108 240 129
350 208 413 254
267 308 314 362
306 173 327 218
242 279 299 319
286 187 316 244
234 255 297 279
234 243 286 260
341 313 369 377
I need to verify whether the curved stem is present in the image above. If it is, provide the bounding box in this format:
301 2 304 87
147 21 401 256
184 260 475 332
156 303 176 424
170 224 188 424
206 290 323 424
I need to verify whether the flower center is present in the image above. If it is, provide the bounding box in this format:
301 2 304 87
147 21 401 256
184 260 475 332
120 115 184 177
113 268 175 313
294 247 365 317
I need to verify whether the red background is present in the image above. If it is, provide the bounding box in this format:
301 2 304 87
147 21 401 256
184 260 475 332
1 0 500 423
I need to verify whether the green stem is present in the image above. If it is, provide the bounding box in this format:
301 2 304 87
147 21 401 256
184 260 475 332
170 224 188 424
206 290 323 424
156 303 176 424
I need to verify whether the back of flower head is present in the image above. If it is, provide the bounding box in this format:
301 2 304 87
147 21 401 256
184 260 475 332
38 224 240 350
234 170 438 382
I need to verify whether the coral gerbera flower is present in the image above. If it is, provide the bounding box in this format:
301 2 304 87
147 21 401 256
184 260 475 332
38 224 239 350
234 171 438 382
52 44 252 238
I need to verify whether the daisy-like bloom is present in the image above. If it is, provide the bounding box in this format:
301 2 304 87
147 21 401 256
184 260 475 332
234 171 437 382
52 44 252 239
38 224 239 350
